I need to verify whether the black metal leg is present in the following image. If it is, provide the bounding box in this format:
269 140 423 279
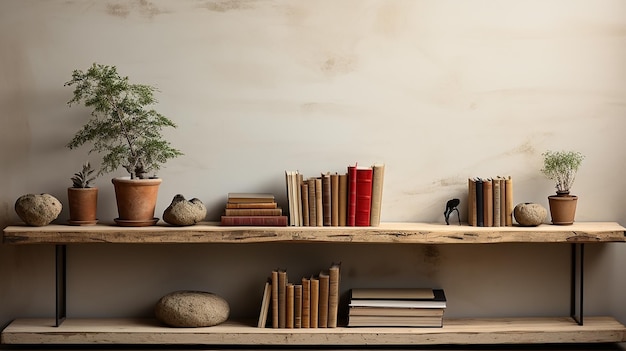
570 243 584 326
55 245 66 327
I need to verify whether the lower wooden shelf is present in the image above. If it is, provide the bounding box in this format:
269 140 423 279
2 316 625 346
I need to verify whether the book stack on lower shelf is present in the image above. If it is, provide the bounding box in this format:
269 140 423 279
348 288 447 327
285 163 385 227
258 263 341 328
220 193 287 226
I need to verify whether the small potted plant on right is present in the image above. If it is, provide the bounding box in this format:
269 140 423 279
540 150 584 225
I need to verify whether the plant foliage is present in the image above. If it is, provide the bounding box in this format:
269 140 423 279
541 150 584 194
65 63 182 179
71 162 96 188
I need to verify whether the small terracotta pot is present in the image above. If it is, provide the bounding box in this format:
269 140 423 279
547 194 578 225
67 187 98 225
112 177 162 226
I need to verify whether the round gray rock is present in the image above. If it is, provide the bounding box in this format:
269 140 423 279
155 290 230 327
514 202 547 227
15 193 62 226
163 194 207 226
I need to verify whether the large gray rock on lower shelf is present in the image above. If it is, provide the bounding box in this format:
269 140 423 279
14 193 62 226
155 290 230 327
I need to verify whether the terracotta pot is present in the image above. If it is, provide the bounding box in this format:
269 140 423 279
547 194 578 225
67 187 98 225
111 177 162 226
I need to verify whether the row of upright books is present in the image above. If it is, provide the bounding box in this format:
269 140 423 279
285 163 385 227
220 193 288 226
348 288 447 327
467 176 513 227
258 263 341 328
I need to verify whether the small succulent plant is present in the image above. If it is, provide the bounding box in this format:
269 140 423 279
71 162 96 188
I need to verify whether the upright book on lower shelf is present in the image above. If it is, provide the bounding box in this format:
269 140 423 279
259 262 341 329
348 288 447 327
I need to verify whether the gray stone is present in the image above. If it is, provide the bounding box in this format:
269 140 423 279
514 202 547 227
163 194 207 226
155 290 230 327
15 194 62 226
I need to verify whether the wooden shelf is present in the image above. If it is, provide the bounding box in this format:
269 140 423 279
3 222 625 347
3 221 625 245
2 317 624 345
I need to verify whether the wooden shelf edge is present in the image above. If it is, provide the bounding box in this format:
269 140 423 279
2 316 625 345
3 222 626 245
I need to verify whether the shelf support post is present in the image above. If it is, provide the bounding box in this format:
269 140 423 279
570 243 584 326
55 244 66 327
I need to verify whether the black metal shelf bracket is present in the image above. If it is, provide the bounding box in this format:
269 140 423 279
55 244 66 327
570 243 584 326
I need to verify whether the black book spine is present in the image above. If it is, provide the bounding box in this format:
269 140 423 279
475 178 484 227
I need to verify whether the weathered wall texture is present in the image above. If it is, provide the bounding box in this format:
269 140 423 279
1 0 625 338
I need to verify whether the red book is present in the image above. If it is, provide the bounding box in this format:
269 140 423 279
355 167 373 226
220 215 288 226
347 166 357 226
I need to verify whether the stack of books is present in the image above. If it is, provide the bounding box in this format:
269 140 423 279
348 288 447 327
285 163 385 227
258 263 341 329
468 176 513 227
220 193 288 226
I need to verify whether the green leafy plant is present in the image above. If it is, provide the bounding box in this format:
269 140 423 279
541 150 584 194
71 162 96 188
65 63 182 179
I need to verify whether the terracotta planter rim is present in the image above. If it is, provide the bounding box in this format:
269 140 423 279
549 194 578 199
112 177 162 186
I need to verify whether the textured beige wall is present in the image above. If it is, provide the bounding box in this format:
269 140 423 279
1 0 625 336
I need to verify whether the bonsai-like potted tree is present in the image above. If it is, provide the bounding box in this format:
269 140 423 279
540 150 584 225
67 162 98 225
65 63 182 226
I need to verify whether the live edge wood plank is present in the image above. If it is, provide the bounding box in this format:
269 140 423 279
2 222 625 245
2 317 624 345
